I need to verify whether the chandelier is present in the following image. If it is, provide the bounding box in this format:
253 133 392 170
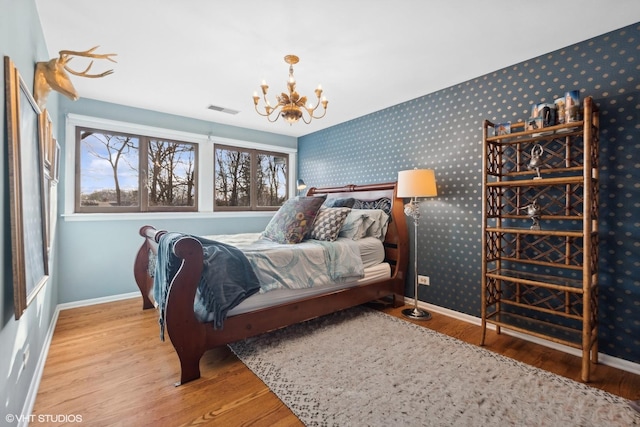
253 55 328 125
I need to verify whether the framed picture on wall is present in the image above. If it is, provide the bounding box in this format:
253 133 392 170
40 108 53 173
52 138 61 184
4 56 49 320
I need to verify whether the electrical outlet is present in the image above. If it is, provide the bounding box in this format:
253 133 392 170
418 275 430 286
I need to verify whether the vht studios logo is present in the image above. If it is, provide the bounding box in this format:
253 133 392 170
6 414 83 424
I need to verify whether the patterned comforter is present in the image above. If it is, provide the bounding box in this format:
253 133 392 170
153 232 365 333
204 233 365 293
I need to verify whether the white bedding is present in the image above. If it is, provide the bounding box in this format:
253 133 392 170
204 233 385 269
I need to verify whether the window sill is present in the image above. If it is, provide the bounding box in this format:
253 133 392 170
61 210 275 222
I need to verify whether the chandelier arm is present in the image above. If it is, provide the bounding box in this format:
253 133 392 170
255 90 290 119
266 112 281 122
254 104 283 122
304 99 327 119
305 97 321 110
253 104 272 117
310 108 328 120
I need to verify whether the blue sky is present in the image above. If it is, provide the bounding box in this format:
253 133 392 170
79 133 139 194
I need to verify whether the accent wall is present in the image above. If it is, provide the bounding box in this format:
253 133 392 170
298 23 640 365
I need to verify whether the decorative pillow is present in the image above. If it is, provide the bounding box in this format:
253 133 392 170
308 207 351 241
338 211 372 240
352 197 392 215
359 209 390 240
261 196 326 244
339 208 391 241
324 197 356 208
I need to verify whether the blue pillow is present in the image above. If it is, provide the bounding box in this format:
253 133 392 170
324 197 356 208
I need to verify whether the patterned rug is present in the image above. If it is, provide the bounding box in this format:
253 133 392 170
229 306 638 426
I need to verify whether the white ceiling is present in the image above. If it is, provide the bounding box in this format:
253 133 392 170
35 1 640 138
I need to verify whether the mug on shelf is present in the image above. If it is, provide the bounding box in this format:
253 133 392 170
531 103 557 127
554 97 565 124
565 90 580 122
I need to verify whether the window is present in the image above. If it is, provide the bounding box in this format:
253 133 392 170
214 145 289 211
76 127 197 212
68 115 297 216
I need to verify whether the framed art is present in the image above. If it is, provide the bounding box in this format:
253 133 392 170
5 56 49 319
52 138 60 184
40 108 53 172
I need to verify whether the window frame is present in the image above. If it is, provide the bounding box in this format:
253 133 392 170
64 114 298 220
74 127 200 214
214 144 290 212
145 135 199 212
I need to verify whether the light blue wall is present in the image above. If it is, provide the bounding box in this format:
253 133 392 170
55 97 296 303
299 23 640 365
0 2 297 416
0 0 60 421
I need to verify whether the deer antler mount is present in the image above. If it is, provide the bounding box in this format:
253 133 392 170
34 46 117 110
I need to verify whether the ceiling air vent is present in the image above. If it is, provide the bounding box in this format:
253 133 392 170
207 104 240 115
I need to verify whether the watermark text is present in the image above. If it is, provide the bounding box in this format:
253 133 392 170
6 414 83 424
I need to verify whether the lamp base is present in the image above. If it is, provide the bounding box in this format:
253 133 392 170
401 307 432 321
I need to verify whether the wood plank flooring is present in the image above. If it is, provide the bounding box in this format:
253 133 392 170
33 298 640 426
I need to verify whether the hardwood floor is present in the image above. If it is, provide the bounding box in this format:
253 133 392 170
33 298 640 426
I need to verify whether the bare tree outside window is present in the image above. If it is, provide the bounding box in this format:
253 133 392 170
215 148 250 207
256 154 287 206
74 124 289 213
148 139 196 207
78 129 139 208
215 146 288 210
76 127 198 212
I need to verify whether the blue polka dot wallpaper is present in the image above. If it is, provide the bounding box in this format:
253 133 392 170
298 23 640 364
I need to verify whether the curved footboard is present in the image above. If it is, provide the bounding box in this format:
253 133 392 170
133 225 208 385
164 235 208 385
133 226 161 310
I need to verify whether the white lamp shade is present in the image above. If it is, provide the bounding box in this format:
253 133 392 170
397 169 437 198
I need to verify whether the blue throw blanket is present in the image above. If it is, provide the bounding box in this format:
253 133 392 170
153 233 260 339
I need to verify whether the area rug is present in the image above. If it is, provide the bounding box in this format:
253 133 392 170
229 306 638 426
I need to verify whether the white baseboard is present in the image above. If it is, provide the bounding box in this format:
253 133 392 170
56 291 140 311
407 297 640 376
19 306 60 427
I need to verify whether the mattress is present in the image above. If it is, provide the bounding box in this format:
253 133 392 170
227 262 391 316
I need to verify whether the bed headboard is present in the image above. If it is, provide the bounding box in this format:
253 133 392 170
307 182 409 282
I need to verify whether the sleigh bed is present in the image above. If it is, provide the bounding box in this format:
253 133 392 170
133 182 409 385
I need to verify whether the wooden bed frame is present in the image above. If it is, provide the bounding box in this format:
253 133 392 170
133 182 409 385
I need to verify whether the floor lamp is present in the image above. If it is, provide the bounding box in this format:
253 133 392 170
397 168 438 320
